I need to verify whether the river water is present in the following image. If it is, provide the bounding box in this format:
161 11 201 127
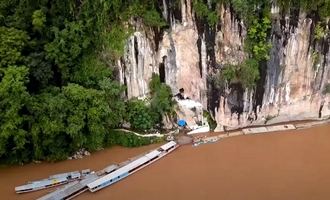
1 124 330 200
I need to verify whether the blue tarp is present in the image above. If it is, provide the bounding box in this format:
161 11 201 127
177 119 187 127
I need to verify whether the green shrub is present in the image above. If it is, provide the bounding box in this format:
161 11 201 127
239 58 260 88
314 23 326 40
143 9 167 27
32 10 46 30
125 74 174 131
207 11 218 26
149 74 175 125
246 16 272 61
101 24 132 60
222 65 237 82
104 130 162 147
231 0 249 19
216 59 259 89
127 99 155 131
203 111 217 131
193 0 209 17
193 0 219 26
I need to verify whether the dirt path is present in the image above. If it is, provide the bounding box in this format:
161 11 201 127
1 124 330 200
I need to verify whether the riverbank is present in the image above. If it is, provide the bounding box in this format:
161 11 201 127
1 123 330 200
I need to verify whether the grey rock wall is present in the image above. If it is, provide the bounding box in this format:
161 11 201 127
116 1 330 129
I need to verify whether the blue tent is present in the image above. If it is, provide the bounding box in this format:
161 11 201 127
177 119 187 127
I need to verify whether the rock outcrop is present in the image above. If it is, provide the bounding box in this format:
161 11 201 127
116 1 330 130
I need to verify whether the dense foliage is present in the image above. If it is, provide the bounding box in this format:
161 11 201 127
126 99 155 131
218 59 260 88
104 130 163 148
193 0 218 26
126 74 175 131
0 0 166 164
149 74 175 124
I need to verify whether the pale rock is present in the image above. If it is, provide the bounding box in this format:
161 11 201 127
116 2 329 130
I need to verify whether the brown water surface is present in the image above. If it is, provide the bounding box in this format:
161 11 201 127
1 124 330 200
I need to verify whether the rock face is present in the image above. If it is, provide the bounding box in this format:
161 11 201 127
215 5 247 66
118 24 158 99
262 12 330 124
116 1 330 129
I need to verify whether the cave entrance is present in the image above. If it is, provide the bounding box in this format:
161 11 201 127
159 56 166 83
228 83 244 120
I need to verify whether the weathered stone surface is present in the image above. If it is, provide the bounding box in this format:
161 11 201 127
214 10 330 129
116 1 330 130
118 30 157 99
262 12 330 124
215 5 247 65
159 25 207 104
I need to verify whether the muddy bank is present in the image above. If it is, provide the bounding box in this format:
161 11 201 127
1 124 330 200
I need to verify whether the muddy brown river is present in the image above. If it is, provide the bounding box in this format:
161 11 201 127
1 124 330 200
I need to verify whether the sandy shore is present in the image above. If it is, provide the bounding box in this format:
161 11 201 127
1 123 330 200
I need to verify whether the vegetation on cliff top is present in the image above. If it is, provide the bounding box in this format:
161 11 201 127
211 0 329 89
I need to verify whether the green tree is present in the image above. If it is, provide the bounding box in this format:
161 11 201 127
149 74 175 124
143 9 167 27
222 65 237 82
246 16 272 61
0 66 31 163
314 22 326 40
0 27 28 67
63 84 111 151
239 59 260 88
98 78 126 128
193 0 219 26
45 20 91 82
29 88 70 161
32 9 46 31
71 54 112 88
126 99 155 131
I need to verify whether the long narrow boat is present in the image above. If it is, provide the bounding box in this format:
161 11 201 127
87 141 179 192
15 170 90 194
37 173 100 200
36 164 121 200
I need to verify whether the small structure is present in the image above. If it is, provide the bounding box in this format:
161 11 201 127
174 97 210 135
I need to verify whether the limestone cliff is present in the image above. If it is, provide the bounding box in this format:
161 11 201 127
117 0 330 130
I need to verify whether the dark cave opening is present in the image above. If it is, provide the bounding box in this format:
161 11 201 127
159 56 166 83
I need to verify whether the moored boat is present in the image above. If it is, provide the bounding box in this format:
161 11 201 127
87 141 179 192
37 173 100 200
15 170 90 193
